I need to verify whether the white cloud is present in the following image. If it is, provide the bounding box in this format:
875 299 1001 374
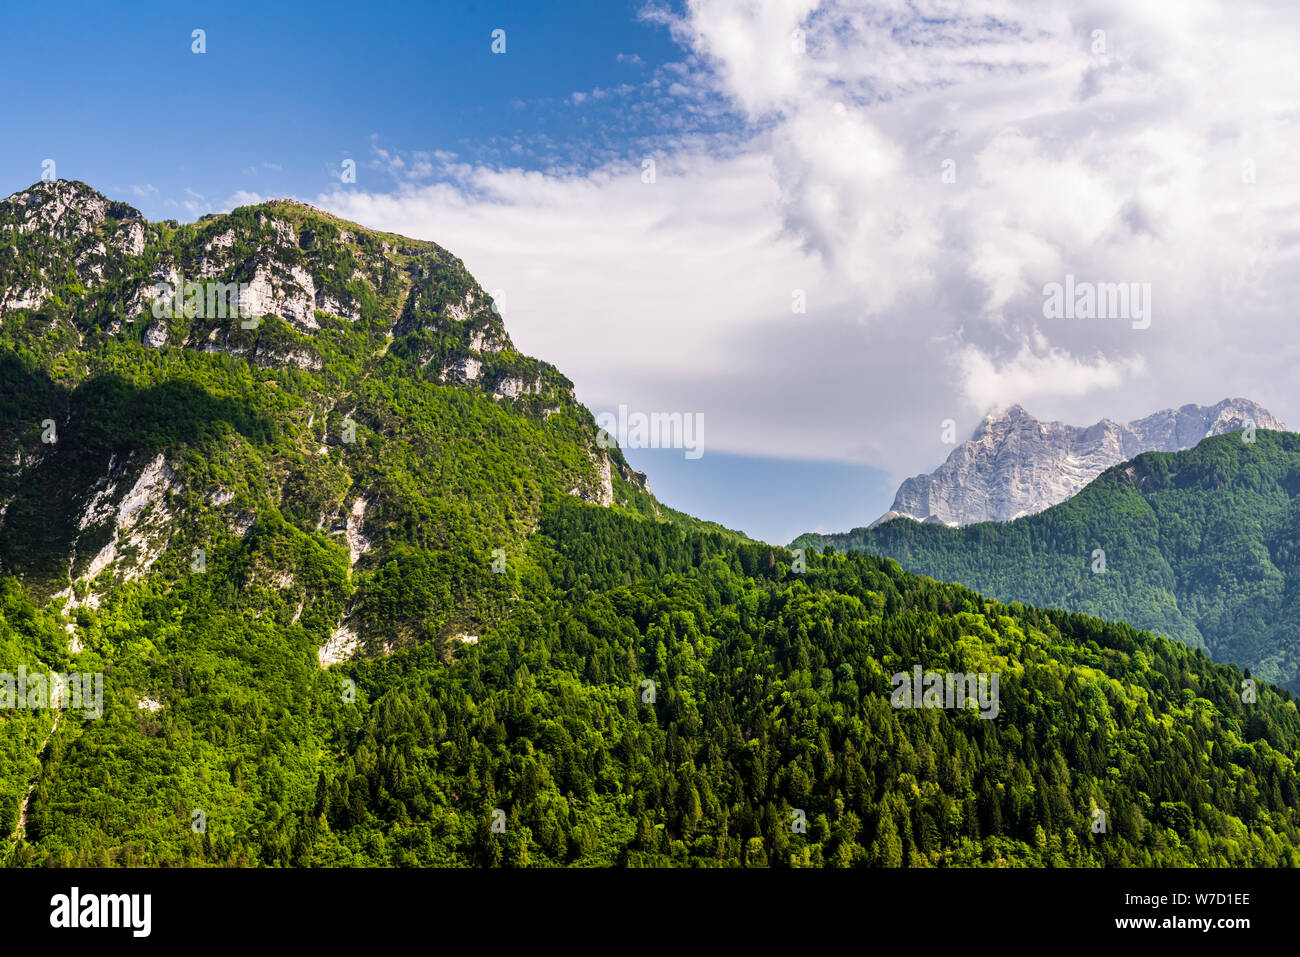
316 0 1300 483
670 0 821 117
318 150 821 384
960 334 1147 412
180 187 207 216
225 189 268 209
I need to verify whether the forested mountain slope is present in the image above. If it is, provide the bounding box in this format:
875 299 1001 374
2 181 1298 868
9 502 1300 867
0 179 657 639
796 431 1300 695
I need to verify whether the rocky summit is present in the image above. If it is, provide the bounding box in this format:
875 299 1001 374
0 179 651 636
878 399 1286 526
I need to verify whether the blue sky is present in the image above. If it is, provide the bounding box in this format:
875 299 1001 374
0 0 691 216
625 449 891 544
4 0 1298 543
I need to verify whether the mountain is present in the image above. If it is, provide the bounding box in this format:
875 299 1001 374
0 179 659 614
3 181 1300 868
877 400 1285 527
796 430 1300 693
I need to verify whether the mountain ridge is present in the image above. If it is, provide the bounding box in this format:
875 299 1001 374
877 398 1286 527
797 429 1300 693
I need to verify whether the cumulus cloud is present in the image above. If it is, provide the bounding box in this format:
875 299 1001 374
316 0 1300 482
665 0 821 117
318 150 821 383
960 334 1148 412
225 189 269 209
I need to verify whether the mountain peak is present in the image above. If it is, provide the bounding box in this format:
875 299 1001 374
975 403 1035 436
7 177 111 203
882 398 1288 526
0 179 655 614
983 403 1030 422
1 179 142 239
0 182 530 378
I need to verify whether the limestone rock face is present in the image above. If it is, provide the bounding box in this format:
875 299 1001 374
883 399 1287 526
0 179 148 314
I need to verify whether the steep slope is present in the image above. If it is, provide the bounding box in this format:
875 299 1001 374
0 179 655 643
10 502 1300 867
880 400 1285 526
3 181 1300 869
797 430 1300 693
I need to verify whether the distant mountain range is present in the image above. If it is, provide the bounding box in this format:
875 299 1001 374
875 399 1286 527
796 429 1300 693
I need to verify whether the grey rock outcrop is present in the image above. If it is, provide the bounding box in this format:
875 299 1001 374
882 399 1287 526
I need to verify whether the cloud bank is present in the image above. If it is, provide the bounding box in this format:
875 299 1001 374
316 0 1300 480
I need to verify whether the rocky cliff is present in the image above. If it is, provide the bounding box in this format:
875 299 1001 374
879 399 1286 526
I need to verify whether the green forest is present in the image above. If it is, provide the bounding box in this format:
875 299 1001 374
5 499 1300 867
795 431 1300 695
2 181 1299 868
